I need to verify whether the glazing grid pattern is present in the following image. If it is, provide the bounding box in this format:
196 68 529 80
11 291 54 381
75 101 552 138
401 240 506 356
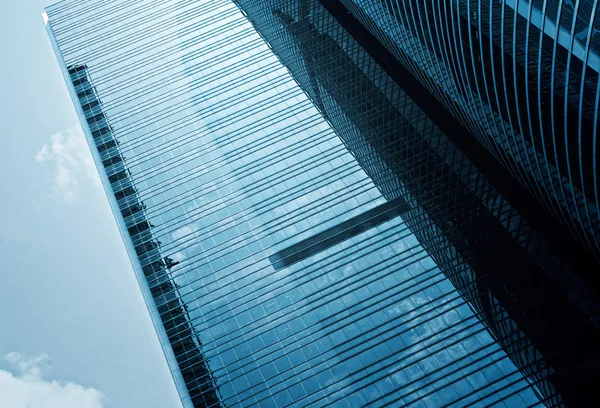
236 2 579 406
46 0 543 407
339 0 600 261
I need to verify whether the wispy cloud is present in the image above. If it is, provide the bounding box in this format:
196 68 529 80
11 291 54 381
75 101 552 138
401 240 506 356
35 127 100 203
0 352 105 408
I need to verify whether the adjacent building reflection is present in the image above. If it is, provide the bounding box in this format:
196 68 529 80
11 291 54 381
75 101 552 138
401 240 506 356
237 1 600 405
337 0 600 262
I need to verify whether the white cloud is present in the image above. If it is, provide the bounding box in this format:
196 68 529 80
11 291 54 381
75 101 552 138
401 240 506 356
4 352 52 381
35 127 100 203
0 352 105 408
170 251 187 262
171 224 197 241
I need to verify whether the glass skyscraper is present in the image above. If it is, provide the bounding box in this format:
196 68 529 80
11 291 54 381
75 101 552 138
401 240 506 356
45 1 599 407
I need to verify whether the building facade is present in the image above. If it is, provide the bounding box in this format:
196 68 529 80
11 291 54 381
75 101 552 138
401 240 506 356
333 0 600 262
45 0 599 407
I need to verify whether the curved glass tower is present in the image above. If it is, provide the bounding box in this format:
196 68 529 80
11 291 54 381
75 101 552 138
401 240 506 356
45 0 599 407
336 0 600 262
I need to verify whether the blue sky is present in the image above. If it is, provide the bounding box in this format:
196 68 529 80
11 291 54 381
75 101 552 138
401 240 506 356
0 2 181 407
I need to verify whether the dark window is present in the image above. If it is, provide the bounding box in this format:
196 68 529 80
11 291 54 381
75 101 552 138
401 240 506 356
102 154 122 169
72 77 88 87
134 240 160 256
68 65 87 76
92 126 111 140
82 100 100 112
114 186 135 201
128 221 150 236
121 204 143 218
77 88 94 99
97 139 117 153
142 261 162 278
108 170 127 184
87 112 106 125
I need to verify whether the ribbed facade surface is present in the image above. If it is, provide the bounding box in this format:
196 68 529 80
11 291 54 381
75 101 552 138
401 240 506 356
236 2 600 407
336 0 600 261
45 0 599 407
